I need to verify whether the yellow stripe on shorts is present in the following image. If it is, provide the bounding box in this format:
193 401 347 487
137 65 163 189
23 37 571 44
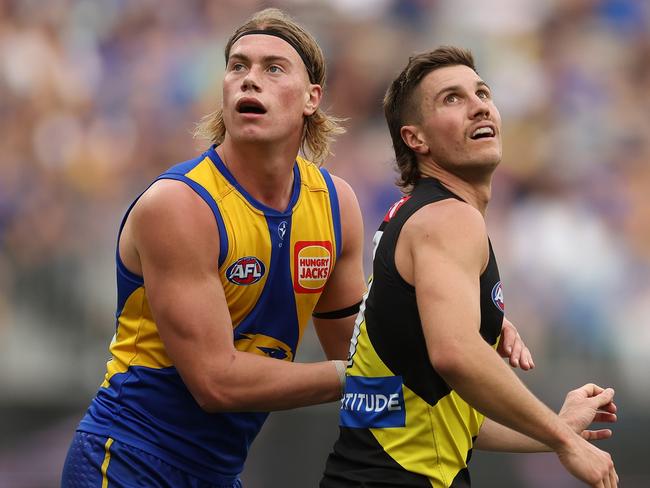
101 437 114 488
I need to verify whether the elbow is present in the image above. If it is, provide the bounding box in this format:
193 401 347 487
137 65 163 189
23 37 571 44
195 389 234 413
193 378 243 412
428 342 467 381
188 358 240 413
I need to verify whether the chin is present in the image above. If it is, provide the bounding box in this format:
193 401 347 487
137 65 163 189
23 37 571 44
232 129 272 145
455 156 500 181
476 149 502 168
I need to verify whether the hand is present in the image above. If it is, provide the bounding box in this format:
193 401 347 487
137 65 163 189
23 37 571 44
497 317 534 370
559 384 617 441
557 435 618 487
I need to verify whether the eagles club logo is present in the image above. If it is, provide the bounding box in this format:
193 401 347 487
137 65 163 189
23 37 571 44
491 281 505 312
226 256 266 285
234 332 294 362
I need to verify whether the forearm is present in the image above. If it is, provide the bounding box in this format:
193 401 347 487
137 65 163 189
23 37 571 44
194 352 343 412
313 315 357 360
475 417 551 452
438 339 574 452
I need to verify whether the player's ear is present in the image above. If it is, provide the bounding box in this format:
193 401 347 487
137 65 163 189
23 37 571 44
400 125 428 155
304 84 322 116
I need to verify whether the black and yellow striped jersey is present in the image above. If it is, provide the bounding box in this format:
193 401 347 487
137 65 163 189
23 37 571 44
322 178 504 488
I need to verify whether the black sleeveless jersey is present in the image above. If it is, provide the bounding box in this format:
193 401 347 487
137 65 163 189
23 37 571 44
321 178 504 487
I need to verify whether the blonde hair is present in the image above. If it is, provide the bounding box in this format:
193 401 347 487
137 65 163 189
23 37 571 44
194 8 344 165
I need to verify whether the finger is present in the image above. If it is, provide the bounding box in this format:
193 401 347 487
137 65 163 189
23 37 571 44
577 383 603 398
593 412 617 423
509 337 522 368
519 346 533 370
498 326 515 356
603 401 617 414
592 388 615 409
581 429 612 441
526 351 535 369
610 465 618 487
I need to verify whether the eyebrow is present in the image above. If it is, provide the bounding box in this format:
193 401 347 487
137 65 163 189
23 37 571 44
435 80 491 99
228 53 294 65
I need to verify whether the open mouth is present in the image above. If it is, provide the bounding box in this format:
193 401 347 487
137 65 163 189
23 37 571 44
236 99 267 115
470 126 495 140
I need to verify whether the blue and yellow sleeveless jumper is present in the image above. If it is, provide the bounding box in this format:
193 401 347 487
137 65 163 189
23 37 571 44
76 145 342 483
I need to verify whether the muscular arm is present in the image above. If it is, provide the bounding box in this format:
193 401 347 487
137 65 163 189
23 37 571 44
126 179 342 412
312 175 366 359
400 199 616 486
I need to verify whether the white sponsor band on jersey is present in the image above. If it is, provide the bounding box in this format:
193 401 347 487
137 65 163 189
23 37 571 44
340 392 402 413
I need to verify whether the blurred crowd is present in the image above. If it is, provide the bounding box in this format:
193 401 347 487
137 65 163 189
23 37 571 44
1 0 649 485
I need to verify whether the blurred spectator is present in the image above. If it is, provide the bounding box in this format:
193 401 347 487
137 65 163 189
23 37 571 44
1 1 649 486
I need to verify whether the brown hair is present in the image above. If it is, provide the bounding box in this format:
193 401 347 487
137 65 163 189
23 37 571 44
194 8 344 165
383 46 476 191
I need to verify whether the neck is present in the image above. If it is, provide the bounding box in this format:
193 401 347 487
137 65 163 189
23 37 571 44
218 137 299 212
419 162 493 215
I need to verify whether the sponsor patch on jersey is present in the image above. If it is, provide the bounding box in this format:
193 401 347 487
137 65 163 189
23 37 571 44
340 376 406 428
294 241 332 293
491 281 505 312
226 256 266 285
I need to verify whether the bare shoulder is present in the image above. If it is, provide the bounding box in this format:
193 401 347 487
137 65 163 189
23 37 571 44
329 174 363 247
329 174 359 207
134 179 205 220
130 179 219 263
403 198 488 268
408 198 485 237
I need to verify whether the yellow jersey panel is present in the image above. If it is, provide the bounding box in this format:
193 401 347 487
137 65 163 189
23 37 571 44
101 287 172 387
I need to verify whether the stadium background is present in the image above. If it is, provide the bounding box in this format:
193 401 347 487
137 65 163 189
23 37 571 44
1 0 649 486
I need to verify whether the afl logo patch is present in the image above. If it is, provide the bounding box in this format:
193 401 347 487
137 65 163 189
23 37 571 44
294 241 332 293
226 256 266 285
491 281 505 312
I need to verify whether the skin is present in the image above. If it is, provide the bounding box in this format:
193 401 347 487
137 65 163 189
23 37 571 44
396 65 618 487
117 34 366 411
218 34 321 209
476 384 617 452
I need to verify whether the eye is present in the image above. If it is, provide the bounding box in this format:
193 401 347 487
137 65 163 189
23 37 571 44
268 64 284 74
477 89 491 99
444 93 459 104
231 63 246 72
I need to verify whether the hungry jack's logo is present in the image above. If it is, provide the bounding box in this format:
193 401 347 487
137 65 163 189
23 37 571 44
294 241 332 293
